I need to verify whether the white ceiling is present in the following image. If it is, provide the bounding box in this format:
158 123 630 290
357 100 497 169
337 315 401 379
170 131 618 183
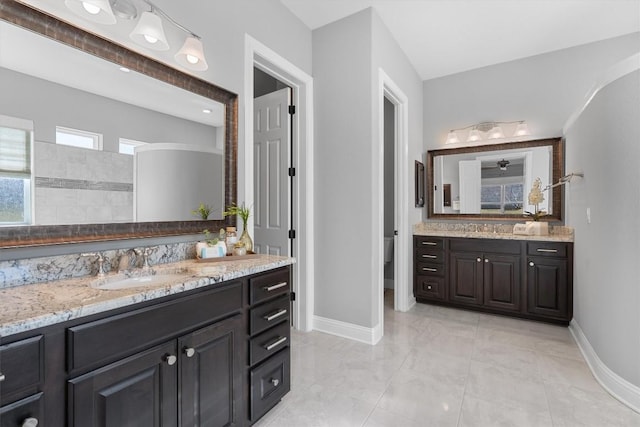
280 0 640 80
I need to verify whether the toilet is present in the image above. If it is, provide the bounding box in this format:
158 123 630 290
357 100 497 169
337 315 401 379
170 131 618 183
383 236 394 264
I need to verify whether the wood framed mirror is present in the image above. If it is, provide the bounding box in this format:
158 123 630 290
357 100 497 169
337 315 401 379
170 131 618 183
0 1 237 247
427 138 563 222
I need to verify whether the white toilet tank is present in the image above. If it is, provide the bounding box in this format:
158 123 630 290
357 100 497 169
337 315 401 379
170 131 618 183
384 237 394 263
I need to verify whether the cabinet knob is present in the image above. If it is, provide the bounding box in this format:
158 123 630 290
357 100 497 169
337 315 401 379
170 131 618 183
529 261 535 267
271 378 280 387
22 418 38 427
0 372 5 382
164 354 177 366
184 347 196 358
427 285 432 290
484 258 489 263
476 258 482 262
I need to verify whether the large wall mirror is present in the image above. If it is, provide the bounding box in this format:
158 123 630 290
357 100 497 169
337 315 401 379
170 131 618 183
0 1 237 247
427 138 563 221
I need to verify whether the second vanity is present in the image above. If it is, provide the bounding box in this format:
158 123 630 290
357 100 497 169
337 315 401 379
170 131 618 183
0 255 293 427
414 226 573 325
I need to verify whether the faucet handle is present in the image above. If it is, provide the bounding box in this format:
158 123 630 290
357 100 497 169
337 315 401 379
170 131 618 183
81 252 107 277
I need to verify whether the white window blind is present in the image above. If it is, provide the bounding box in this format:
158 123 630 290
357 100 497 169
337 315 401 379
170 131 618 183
0 116 32 178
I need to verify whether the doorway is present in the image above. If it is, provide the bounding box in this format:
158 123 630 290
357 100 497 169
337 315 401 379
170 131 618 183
383 97 395 297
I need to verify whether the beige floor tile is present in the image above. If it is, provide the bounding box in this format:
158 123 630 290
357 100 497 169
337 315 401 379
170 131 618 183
459 395 553 427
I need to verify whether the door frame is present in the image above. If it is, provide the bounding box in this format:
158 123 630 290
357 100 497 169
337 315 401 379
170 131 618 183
377 69 410 330
244 35 314 332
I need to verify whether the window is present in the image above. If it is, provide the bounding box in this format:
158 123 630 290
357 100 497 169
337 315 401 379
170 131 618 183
56 126 102 150
0 116 33 225
481 183 523 214
119 138 148 155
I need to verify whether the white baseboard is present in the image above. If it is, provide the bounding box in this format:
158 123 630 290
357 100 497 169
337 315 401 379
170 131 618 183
313 315 382 345
569 319 640 413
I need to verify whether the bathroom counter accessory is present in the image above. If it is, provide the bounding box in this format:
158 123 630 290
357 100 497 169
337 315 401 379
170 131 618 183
0 254 294 337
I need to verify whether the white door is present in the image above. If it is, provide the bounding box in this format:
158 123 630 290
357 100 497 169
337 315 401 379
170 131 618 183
459 160 481 214
253 88 291 256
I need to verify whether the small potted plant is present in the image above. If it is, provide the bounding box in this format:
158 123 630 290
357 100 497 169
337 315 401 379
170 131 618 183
191 203 213 220
195 229 227 258
524 177 549 235
223 202 253 252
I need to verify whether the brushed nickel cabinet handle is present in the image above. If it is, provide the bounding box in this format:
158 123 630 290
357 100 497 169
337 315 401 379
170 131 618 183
422 267 437 272
22 418 38 427
421 254 437 259
264 309 288 322
264 282 288 292
422 242 437 246
536 248 558 253
265 336 287 351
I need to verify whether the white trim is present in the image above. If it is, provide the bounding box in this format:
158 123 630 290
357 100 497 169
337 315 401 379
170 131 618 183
378 69 412 327
134 142 222 154
244 34 315 332
564 52 640 134
569 319 640 413
313 315 382 345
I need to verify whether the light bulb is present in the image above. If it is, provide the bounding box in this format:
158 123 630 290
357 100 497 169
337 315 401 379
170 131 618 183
82 2 101 14
144 34 158 44
186 54 199 64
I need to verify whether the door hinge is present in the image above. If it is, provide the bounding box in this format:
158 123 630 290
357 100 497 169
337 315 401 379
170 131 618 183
288 229 296 239
288 105 296 115
290 292 296 301
288 167 296 177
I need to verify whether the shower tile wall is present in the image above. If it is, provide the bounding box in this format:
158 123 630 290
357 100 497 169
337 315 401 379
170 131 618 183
34 141 133 224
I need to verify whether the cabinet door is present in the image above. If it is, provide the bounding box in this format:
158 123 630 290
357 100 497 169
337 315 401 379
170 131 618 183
179 315 243 427
68 341 178 427
449 252 483 306
527 257 569 319
483 254 521 312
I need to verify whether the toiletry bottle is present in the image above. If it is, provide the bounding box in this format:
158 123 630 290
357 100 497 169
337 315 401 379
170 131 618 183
225 226 237 254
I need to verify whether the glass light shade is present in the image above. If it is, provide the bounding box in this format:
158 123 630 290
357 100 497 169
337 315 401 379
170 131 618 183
175 37 209 71
65 0 116 24
130 11 169 51
445 131 460 144
467 129 481 142
515 122 530 136
487 125 505 139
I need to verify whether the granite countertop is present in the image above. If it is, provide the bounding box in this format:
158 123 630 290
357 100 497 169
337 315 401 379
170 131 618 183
413 222 574 242
0 255 295 337
413 229 574 242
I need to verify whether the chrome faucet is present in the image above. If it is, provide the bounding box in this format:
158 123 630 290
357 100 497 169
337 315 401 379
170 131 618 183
134 247 156 270
81 252 107 277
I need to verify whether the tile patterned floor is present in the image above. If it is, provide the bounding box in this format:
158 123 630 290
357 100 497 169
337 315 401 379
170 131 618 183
256 291 640 426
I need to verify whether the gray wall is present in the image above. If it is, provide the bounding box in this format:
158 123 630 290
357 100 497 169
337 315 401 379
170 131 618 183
565 69 640 388
423 32 640 151
313 8 423 328
0 67 216 152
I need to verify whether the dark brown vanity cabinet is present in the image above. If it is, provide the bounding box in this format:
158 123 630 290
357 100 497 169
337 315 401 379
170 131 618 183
0 335 44 427
414 236 572 324
67 282 245 427
247 268 291 424
526 242 572 321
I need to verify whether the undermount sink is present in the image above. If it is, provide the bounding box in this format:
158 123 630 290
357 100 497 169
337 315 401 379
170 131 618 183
90 267 194 290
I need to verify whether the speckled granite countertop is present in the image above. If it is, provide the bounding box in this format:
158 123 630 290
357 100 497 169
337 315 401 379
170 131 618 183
0 255 295 337
413 222 574 242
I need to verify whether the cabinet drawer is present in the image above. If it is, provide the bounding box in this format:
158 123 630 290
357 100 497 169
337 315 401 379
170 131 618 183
415 276 445 300
527 242 568 258
414 236 444 250
450 238 521 254
0 393 44 427
249 268 290 305
416 248 444 264
67 282 242 374
416 262 445 277
0 336 44 404
249 321 290 366
250 295 290 336
250 348 290 422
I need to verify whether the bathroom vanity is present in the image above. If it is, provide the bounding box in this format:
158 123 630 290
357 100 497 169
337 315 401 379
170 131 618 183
0 256 293 427
413 231 573 324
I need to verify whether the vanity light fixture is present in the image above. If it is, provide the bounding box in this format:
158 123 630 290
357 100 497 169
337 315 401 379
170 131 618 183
445 120 530 144
175 36 208 71
64 0 116 25
130 9 169 51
